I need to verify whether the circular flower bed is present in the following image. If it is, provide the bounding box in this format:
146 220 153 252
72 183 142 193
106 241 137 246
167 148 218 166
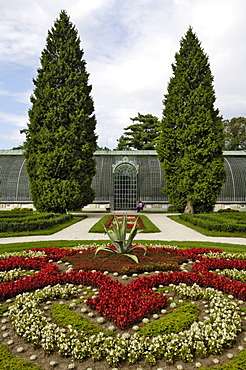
0 246 246 370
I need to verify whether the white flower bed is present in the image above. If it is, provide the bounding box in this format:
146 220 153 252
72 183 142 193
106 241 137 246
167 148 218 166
203 251 246 260
0 268 35 282
0 250 46 259
217 268 246 283
7 282 242 366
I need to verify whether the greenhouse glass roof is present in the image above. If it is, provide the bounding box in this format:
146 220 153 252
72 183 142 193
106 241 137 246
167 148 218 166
0 149 245 205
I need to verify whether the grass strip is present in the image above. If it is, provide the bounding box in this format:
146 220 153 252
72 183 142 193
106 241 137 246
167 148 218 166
199 349 246 369
51 303 114 337
0 344 44 370
0 240 245 254
137 302 200 337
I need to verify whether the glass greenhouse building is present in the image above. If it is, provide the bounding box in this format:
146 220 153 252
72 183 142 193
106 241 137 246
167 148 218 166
0 149 245 211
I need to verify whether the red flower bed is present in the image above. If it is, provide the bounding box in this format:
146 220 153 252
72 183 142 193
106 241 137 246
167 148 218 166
193 257 246 272
87 278 168 328
175 247 223 259
0 262 59 300
27 247 77 261
0 256 47 271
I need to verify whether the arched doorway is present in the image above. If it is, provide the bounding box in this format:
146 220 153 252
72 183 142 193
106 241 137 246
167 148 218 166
113 161 138 210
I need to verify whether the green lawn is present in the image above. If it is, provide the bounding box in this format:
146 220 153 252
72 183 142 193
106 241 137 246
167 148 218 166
88 214 161 233
0 239 245 254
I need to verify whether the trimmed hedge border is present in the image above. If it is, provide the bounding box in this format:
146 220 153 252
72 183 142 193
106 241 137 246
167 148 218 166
0 213 72 232
180 213 246 233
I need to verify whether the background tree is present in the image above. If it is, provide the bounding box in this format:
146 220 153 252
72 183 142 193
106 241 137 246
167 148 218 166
223 117 246 150
116 113 160 150
22 10 97 213
157 27 226 214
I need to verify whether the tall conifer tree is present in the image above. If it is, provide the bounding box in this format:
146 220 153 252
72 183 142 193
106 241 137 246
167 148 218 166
22 11 97 213
157 27 226 213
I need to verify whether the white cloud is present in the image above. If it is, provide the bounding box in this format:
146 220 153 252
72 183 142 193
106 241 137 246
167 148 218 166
0 89 31 105
0 131 24 147
0 111 28 128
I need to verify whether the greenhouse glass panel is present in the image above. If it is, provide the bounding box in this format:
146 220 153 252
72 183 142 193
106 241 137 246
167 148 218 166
114 163 137 210
218 156 246 202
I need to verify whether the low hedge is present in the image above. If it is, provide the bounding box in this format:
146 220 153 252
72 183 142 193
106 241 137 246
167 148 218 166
0 213 57 222
0 213 72 232
180 213 246 233
217 208 239 213
0 212 36 219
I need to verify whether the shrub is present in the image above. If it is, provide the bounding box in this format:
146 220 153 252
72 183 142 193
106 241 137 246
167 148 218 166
180 213 246 233
0 213 72 232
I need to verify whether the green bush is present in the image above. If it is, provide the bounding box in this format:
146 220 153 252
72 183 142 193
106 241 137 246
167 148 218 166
0 213 72 232
180 213 246 233
0 212 34 219
167 205 179 212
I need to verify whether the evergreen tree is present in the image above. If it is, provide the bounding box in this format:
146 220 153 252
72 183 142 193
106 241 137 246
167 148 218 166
22 11 97 213
223 117 246 150
157 27 226 214
116 113 160 150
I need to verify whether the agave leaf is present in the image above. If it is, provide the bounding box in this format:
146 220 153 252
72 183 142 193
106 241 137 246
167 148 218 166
123 253 139 263
120 215 127 245
105 230 121 251
129 244 147 255
101 213 141 259
128 216 139 235
126 226 139 250
103 224 118 247
112 213 120 226
107 229 118 240
112 213 121 235
94 246 117 257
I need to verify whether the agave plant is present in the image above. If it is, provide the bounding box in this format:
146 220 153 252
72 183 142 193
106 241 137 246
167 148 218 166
94 214 146 263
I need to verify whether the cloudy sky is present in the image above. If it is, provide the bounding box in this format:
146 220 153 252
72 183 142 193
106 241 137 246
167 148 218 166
0 0 245 149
